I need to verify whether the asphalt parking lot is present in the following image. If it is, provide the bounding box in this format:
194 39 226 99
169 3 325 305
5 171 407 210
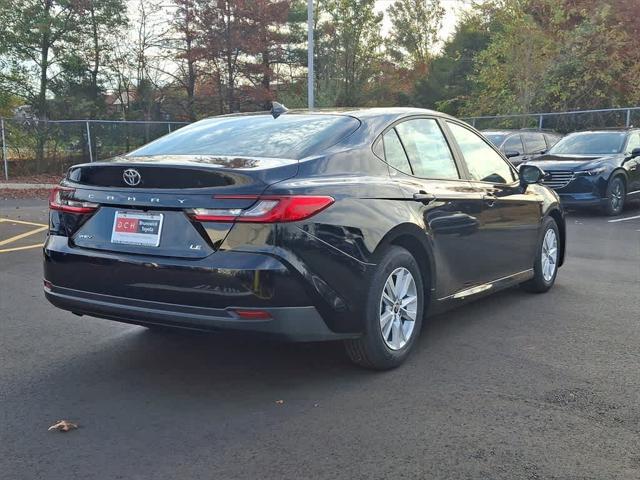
1 198 639 480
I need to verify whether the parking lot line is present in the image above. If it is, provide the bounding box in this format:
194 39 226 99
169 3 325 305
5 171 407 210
607 214 640 223
0 243 43 254
0 218 48 228
0 225 48 247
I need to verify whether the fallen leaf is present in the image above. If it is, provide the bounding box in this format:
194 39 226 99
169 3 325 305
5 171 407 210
275 400 284 405
48 420 78 432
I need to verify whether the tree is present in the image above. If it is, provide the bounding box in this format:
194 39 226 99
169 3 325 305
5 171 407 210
412 12 491 114
324 0 384 106
387 0 444 71
0 0 82 119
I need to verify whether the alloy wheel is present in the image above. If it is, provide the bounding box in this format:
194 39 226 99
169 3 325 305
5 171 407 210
541 228 558 282
379 267 418 350
611 181 623 211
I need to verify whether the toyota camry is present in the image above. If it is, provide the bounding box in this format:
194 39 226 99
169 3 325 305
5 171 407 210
44 107 565 369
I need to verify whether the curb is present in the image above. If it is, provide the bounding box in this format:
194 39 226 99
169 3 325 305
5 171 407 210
0 183 57 190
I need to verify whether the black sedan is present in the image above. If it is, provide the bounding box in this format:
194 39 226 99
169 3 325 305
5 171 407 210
524 129 640 215
44 108 565 369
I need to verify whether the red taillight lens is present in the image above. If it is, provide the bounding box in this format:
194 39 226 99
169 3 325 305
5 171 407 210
49 187 99 214
187 195 334 223
232 309 272 320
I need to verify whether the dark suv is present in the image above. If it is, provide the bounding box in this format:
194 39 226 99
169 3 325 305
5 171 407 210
483 129 563 166
523 129 640 215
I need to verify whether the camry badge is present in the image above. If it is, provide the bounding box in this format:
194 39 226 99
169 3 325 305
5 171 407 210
123 168 142 186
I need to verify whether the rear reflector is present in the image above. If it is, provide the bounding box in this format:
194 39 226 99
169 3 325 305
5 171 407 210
232 309 272 320
187 195 334 223
49 186 99 214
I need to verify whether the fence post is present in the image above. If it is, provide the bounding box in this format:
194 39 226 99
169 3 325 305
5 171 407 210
1 118 8 181
86 121 93 162
471 118 476 127
168 123 172 133
538 115 544 129
626 109 631 127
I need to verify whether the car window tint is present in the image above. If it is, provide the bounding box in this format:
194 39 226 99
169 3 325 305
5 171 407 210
503 135 524 154
395 119 459 179
522 133 547 153
626 133 640 152
447 122 516 184
382 128 412 174
129 115 361 159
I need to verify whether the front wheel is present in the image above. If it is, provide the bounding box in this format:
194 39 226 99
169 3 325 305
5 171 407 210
344 246 425 370
602 176 626 216
522 217 560 293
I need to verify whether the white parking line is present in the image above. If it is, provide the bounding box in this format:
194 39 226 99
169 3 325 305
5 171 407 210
608 215 640 223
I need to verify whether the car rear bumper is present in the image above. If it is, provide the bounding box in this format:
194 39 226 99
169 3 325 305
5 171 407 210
44 284 350 341
43 235 356 341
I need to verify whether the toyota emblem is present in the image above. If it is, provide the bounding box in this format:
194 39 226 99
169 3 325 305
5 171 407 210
123 168 142 186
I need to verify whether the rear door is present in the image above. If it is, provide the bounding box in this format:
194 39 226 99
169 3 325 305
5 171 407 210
444 121 542 281
383 117 486 298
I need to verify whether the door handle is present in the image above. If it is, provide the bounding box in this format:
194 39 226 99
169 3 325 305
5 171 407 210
483 194 497 207
412 191 436 203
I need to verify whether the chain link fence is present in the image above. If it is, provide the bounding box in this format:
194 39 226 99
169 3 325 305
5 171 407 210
0 119 189 180
3 107 640 181
463 107 640 132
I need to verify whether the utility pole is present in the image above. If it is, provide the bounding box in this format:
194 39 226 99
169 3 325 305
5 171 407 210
307 0 314 109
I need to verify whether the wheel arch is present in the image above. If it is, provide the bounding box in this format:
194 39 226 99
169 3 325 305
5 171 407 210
373 223 435 313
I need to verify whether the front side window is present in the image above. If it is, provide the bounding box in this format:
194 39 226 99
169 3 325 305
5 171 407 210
625 133 640 153
382 129 412 174
503 135 524 154
394 119 459 179
447 122 516 184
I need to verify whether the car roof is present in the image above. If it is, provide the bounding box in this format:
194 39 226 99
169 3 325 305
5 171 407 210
212 107 460 124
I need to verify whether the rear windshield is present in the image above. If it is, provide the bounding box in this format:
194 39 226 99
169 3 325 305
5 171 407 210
549 132 627 155
129 114 360 159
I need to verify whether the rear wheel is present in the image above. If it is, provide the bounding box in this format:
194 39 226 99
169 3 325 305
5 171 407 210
522 216 559 293
602 176 625 216
345 246 424 370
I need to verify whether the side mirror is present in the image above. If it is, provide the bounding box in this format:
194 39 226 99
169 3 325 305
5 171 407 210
630 147 640 159
519 164 545 185
504 150 521 159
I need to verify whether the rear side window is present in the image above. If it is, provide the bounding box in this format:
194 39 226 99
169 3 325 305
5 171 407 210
395 119 459 179
382 129 412 174
447 121 516 184
503 134 524 154
129 114 361 159
522 133 547 154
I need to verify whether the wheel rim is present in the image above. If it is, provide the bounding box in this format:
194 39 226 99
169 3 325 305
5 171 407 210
611 181 623 211
379 267 418 350
541 228 558 282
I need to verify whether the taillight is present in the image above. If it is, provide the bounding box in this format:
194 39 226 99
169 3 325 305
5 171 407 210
187 195 334 223
49 186 99 214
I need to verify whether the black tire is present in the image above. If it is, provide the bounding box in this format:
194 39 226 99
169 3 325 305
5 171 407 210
344 246 425 370
602 175 626 216
522 216 560 293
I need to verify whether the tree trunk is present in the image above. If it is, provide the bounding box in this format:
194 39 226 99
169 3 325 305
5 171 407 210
36 0 53 172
